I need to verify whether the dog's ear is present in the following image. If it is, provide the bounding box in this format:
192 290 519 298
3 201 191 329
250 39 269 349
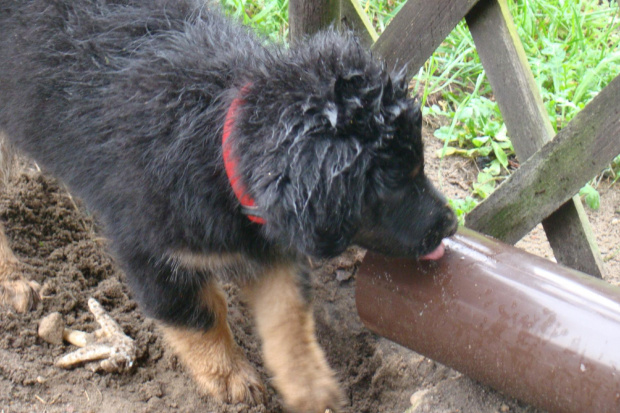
334 72 365 97
397 96 422 131
394 96 423 153
333 71 384 125
331 67 416 146
334 72 375 108
381 69 408 110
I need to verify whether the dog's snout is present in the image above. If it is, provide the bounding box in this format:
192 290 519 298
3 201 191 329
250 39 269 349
442 206 458 238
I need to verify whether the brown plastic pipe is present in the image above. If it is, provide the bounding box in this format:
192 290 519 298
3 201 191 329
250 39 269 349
356 227 620 413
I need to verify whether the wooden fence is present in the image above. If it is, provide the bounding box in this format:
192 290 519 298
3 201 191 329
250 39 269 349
289 0 620 278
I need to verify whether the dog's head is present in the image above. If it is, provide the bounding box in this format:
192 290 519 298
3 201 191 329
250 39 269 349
233 32 457 259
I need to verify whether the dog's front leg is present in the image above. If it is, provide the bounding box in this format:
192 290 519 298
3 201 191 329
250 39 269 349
159 279 265 405
119 249 264 405
244 264 345 413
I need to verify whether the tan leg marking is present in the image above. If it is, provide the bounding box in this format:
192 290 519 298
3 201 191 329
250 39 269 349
160 281 264 405
0 223 40 313
245 265 344 413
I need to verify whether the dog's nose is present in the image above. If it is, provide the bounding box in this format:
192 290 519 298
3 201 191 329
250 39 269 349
442 207 458 238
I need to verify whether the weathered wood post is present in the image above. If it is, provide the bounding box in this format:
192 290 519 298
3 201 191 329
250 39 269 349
372 0 479 74
465 73 620 251
289 0 377 45
288 0 339 41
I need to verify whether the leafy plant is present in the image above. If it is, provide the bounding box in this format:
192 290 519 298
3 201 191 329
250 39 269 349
605 154 620 184
416 0 620 211
449 197 478 226
579 183 601 210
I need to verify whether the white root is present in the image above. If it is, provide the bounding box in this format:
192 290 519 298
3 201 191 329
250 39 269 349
55 298 136 373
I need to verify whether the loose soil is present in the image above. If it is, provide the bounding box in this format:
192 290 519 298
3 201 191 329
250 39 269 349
0 127 618 412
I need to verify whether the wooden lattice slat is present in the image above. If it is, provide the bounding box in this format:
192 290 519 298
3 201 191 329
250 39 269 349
465 0 608 277
371 0 479 73
465 71 620 245
340 0 378 46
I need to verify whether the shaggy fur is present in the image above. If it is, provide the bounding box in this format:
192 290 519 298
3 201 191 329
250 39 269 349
0 0 457 411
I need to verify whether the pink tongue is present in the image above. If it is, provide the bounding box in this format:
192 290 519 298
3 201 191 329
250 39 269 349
419 242 445 261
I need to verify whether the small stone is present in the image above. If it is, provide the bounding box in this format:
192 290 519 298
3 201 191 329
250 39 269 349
409 389 430 410
38 312 65 345
336 269 352 282
139 381 164 402
144 396 166 413
500 404 510 412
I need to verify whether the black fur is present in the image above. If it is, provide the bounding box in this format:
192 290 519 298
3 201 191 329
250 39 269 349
0 0 456 329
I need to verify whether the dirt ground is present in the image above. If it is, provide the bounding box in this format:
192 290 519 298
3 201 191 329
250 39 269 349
0 126 618 412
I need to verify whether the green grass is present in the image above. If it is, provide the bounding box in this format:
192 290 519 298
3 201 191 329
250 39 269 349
364 0 619 219
420 0 620 219
358 0 406 33
219 0 620 220
220 0 289 41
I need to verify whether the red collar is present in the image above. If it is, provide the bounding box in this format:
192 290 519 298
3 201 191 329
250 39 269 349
222 86 265 224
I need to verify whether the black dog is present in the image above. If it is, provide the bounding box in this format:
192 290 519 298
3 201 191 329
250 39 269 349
0 0 457 411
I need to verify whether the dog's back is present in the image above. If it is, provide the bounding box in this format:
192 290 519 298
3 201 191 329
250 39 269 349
0 0 267 257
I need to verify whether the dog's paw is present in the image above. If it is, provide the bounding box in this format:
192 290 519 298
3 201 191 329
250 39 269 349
0 276 41 313
279 369 345 413
273 349 345 413
194 355 265 405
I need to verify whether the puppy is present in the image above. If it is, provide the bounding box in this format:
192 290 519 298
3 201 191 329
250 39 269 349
0 0 457 411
